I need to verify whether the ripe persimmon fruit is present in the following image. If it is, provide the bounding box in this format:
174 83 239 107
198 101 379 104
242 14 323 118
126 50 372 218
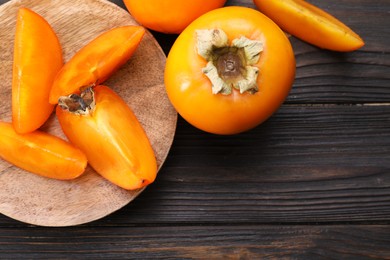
165 6 295 134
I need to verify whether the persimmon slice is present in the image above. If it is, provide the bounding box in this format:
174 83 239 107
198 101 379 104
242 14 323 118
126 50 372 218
12 8 63 134
56 85 157 190
49 26 145 104
253 0 364 51
0 121 87 180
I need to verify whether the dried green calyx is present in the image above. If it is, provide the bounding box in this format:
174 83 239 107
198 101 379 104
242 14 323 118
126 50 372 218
58 87 95 115
196 29 263 95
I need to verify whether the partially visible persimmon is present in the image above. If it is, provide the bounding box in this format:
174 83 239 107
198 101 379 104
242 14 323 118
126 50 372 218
123 0 227 34
12 8 63 134
253 0 364 51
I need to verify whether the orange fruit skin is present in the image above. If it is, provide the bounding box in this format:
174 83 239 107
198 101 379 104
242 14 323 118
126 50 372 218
56 86 157 190
0 121 87 180
123 0 227 34
253 0 364 51
12 8 63 134
165 6 296 134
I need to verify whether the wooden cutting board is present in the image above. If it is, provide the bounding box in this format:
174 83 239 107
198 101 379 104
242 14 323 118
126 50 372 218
0 0 177 226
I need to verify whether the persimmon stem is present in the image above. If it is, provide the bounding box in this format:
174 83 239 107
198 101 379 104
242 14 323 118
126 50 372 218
196 29 263 95
58 87 95 115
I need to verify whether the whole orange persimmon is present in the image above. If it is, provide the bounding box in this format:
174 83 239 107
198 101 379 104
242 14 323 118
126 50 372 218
123 0 227 34
165 6 295 135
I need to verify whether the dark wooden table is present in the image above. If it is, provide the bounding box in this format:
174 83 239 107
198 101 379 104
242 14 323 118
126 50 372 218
1 0 389 258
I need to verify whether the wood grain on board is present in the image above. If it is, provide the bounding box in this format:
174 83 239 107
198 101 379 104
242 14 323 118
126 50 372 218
0 0 177 226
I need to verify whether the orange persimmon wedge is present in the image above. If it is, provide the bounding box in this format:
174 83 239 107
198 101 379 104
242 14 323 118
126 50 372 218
253 0 364 51
0 121 87 180
56 85 157 190
12 8 63 134
49 26 145 104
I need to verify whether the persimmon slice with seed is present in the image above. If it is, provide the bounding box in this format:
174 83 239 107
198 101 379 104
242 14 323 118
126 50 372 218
56 85 157 190
12 8 63 133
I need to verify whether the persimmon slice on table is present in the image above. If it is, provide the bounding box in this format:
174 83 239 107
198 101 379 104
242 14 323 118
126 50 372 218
253 0 364 51
12 8 63 134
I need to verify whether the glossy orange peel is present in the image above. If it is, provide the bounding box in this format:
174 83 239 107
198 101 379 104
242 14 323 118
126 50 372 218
12 8 63 134
253 0 364 51
56 85 157 190
123 0 227 34
0 121 87 180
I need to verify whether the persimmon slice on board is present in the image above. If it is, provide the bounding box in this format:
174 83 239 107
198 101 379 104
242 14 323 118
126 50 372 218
49 26 145 104
56 85 157 190
0 121 87 180
253 0 364 51
12 8 63 134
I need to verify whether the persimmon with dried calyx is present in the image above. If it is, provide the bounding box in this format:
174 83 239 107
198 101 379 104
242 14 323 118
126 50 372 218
253 0 364 51
123 0 227 34
12 8 63 134
164 6 295 135
49 26 145 104
56 85 157 190
50 23 155 190
0 121 87 180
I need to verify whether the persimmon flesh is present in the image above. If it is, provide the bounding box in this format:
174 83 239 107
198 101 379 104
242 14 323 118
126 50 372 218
12 8 63 133
56 85 157 190
49 26 145 104
0 121 87 180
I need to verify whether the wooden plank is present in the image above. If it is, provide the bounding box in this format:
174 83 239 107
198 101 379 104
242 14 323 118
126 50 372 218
289 39 390 104
0 105 388 226
0 225 389 259
167 105 390 168
121 166 390 223
91 105 390 224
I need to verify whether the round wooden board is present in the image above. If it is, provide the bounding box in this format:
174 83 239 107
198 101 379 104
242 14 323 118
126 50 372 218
0 0 177 226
